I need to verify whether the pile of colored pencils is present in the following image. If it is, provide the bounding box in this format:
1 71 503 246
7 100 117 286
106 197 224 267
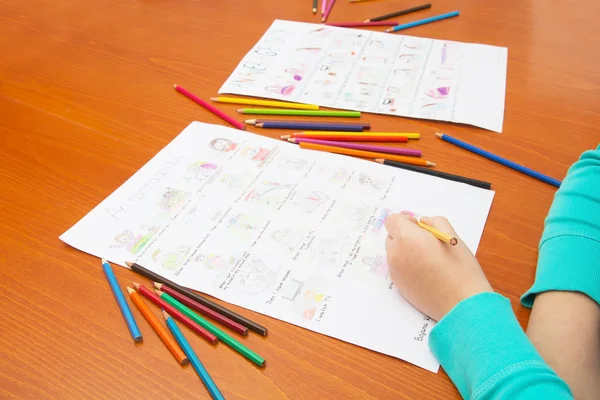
100 258 267 399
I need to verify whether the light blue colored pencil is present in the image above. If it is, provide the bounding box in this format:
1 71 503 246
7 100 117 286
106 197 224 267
163 311 225 400
101 258 142 342
436 133 562 187
386 11 460 32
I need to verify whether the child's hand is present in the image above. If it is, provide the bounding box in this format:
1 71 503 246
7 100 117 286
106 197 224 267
384 213 494 321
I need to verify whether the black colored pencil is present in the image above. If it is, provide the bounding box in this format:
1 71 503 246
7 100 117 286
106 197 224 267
364 3 432 23
313 0 317 13
375 159 492 189
126 261 268 336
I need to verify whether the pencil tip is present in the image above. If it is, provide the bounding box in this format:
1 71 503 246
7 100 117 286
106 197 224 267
312 8 316 12
126 287 135 294
125 261 133 267
132 282 141 289
435 133 444 138
427 161 436 167
321 18 325 22
288 138 297 143
245 119 257 124
162 310 170 320
155 289 164 296
153 282 162 289
173 84 178 88
374 159 384 163
209 97 218 101
363 19 370 23
101 257 107 265
280 135 291 139
450 237 458 246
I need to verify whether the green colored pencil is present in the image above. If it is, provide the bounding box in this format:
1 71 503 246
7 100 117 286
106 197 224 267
237 108 361 117
156 290 266 367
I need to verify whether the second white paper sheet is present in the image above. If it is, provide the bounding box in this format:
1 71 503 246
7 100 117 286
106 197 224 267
218 20 508 132
60 122 495 372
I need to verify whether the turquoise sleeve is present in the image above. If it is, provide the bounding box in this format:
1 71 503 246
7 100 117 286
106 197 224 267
521 144 600 307
429 292 573 399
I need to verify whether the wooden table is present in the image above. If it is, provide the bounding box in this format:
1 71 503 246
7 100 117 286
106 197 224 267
1 0 599 398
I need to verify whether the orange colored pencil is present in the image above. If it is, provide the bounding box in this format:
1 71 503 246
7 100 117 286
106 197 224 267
298 142 435 167
127 287 189 365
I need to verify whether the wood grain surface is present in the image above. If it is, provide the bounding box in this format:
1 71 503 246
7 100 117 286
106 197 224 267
1 0 599 398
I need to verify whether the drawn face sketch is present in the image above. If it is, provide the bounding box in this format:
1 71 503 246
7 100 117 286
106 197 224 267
209 138 237 152
358 174 384 189
265 84 295 96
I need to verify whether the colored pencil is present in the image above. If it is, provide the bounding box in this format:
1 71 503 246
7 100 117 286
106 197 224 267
154 283 248 336
322 0 336 22
127 287 189 365
282 134 408 142
133 282 218 344
365 3 431 22
375 159 492 189
157 290 266 367
239 109 361 117
250 120 371 129
210 97 318 110
326 21 399 27
417 219 458 246
126 262 268 336
321 0 327 15
255 122 363 131
298 142 434 166
163 312 225 400
285 131 419 139
386 11 460 32
289 138 422 157
101 258 142 343
174 85 245 130
436 133 561 187
313 0 317 13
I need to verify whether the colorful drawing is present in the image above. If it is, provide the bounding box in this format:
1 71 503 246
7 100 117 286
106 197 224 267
372 208 391 232
185 161 218 182
265 84 295 96
426 86 451 99
193 253 237 270
157 188 189 215
362 255 389 278
277 156 310 170
271 228 303 252
293 191 329 214
227 213 260 238
292 288 327 320
239 145 274 167
236 256 279 295
245 181 292 208
208 138 237 153
152 245 191 270
110 225 159 254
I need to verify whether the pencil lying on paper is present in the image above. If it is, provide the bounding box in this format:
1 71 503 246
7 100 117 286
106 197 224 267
163 312 225 400
375 159 492 189
249 120 371 129
386 11 460 32
133 282 218 344
283 134 409 142
154 283 248 336
101 258 142 343
284 131 419 139
298 141 434 166
288 138 422 157
255 121 364 131
365 3 431 22
210 96 319 110
436 133 562 187
326 21 399 27
156 290 266 367
174 85 245 130
239 109 360 117
127 261 268 336
127 287 189 365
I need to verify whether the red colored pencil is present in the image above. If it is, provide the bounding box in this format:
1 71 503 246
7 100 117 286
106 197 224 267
326 21 399 27
281 134 408 142
133 282 218 344
173 84 245 130
154 283 248 336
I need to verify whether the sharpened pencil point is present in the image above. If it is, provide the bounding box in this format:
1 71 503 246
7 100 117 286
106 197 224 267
450 237 458 246
374 159 384 163
126 287 135 294
153 282 163 290
155 289 164 296
287 138 297 143
209 97 218 101
363 19 370 23
313 7 316 13
280 135 291 139
132 282 141 290
427 161 436 167
101 257 107 265
125 261 133 268
162 310 170 320
173 84 178 89
244 119 257 125
435 133 444 138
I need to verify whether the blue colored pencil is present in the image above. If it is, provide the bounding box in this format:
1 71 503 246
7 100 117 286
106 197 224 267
163 311 225 400
385 11 460 32
101 258 142 342
435 133 562 187
254 121 364 131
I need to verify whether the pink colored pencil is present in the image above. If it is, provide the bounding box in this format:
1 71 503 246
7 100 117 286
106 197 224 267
289 137 422 157
321 0 336 22
173 84 245 130
326 21 399 27
321 0 327 15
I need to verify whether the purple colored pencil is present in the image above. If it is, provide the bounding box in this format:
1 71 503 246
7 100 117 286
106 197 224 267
289 138 422 157
326 21 399 27
321 0 336 22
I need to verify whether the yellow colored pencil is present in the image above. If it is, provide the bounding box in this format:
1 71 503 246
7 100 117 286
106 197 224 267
210 97 319 110
417 220 458 245
287 131 420 139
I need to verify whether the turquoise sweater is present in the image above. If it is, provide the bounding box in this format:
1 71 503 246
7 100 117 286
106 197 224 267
429 145 600 399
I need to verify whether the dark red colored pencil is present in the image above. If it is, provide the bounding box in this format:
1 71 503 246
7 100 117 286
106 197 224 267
133 282 218 344
154 283 248 336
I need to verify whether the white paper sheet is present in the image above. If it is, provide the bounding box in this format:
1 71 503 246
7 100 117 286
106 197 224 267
218 20 508 132
60 122 495 372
